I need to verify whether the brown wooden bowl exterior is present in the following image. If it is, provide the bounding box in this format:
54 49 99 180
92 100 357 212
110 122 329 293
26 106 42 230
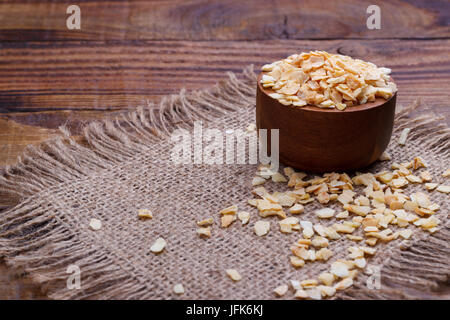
256 73 397 173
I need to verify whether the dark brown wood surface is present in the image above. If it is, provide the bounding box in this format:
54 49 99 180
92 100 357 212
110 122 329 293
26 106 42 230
0 0 449 299
1 0 449 41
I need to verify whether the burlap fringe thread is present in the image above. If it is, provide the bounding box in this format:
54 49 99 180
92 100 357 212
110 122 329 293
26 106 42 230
0 66 448 299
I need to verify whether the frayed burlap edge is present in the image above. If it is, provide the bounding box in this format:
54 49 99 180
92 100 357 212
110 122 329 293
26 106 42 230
0 66 448 299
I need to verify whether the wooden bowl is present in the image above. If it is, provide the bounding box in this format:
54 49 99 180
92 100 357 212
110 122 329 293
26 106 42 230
256 73 397 173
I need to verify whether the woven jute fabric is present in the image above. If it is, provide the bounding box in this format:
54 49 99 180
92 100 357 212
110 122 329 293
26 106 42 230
0 67 448 299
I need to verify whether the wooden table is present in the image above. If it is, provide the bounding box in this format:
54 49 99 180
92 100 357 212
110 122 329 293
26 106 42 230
1 0 449 299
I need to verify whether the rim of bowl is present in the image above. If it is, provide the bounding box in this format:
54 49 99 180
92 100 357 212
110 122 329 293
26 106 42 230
257 72 396 113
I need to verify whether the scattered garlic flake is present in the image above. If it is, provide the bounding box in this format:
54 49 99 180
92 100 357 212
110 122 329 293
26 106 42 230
274 285 289 297
336 211 349 219
197 218 214 226
173 283 185 295
246 123 256 132
330 261 349 278
279 217 299 234
226 269 242 281
219 205 238 215
378 151 391 161
398 128 411 146
252 176 266 186
306 288 322 300
294 289 308 299
241 154 444 298
318 285 336 298
354 257 367 269
89 218 102 231
197 227 211 238
272 172 287 183
420 171 432 182
425 183 438 191
138 209 153 219
284 167 295 178
315 208 335 219
254 220 271 237
399 229 413 239
318 272 335 286
290 256 305 268
221 215 236 228
436 185 450 193
334 277 353 291
238 211 251 225
150 237 166 254
289 204 304 214
290 280 302 291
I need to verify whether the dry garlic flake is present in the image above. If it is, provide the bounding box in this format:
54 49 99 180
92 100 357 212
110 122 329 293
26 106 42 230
254 220 271 237
420 171 432 182
197 227 211 238
173 283 185 295
252 176 266 186
138 209 153 219
237 211 251 225
221 215 236 228
226 269 242 281
150 237 166 254
89 218 102 231
289 203 304 214
443 169 450 178
274 285 289 297
315 208 335 219
197 217 214 226
436 185 450 194
398 128 411 145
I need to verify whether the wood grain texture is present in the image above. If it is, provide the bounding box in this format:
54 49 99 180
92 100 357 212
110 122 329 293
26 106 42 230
0 118 59 166
0 0 449 41
0 262 47 299
1 39 449 111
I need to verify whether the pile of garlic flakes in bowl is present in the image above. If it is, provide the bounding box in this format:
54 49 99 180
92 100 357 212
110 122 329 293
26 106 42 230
260 51 397 110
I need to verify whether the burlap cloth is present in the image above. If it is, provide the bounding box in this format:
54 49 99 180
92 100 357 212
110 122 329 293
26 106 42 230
0 67 448 300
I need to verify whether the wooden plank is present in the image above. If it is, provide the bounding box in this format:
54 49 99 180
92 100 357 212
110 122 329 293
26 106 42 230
0 0 449 41
1 39 449 113
0 118 59 166
0 262 47 299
